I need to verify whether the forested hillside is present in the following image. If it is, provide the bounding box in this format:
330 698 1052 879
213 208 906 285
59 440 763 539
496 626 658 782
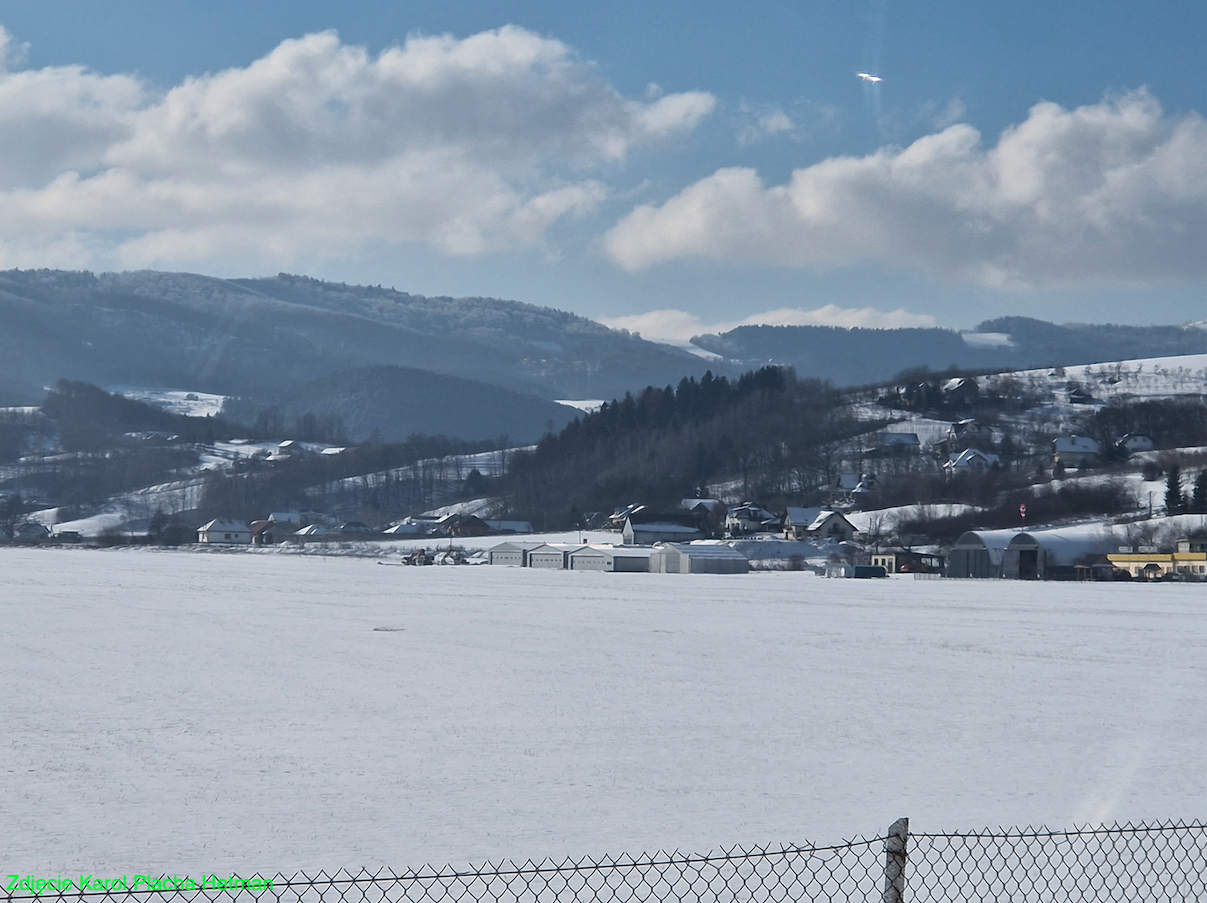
501 368 870 525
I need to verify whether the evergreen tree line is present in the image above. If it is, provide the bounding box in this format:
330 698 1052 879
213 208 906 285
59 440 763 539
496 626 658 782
1164 464 1207 516
500 367 871 526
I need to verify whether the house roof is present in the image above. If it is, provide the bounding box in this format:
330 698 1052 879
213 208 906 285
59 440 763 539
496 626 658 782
1054 435 1100 453
783 507 850 530
783 506 816 525
947 448 1001 468
199 519 250 533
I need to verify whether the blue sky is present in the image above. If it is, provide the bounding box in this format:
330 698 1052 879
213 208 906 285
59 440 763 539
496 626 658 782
0 0 1204 340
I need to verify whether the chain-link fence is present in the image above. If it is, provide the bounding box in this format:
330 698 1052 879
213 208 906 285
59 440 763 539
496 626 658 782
6 819 1206 903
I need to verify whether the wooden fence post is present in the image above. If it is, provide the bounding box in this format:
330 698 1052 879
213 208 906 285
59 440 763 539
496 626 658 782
883 817 909 903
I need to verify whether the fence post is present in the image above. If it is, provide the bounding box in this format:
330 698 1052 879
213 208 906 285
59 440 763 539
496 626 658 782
882 817 909 903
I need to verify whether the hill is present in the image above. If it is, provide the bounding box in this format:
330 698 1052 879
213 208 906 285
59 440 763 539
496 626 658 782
0 269 716 440
690 319 1207 385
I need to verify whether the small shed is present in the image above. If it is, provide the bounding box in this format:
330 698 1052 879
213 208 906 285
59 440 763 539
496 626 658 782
783 508 855 542
569 546 652 573
650 542 749 575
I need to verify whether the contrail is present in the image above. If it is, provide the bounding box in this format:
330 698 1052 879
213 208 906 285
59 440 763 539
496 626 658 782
861 0 888 132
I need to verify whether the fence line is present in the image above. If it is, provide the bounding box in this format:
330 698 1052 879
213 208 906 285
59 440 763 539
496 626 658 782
6 819 1206 903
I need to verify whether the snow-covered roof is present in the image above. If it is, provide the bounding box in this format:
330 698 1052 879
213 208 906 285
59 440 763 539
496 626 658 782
293 523 328 536
947 448 1001 468
1010 530 1121 567
953 529 1016 564
1054 436 1100 453
784 506 822 526
199 519 250 533
808 511 852 532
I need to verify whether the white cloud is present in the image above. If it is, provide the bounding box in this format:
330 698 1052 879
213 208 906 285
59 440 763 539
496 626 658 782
599 304 935 348
0 26 714 270
737 103 795 145
606 90 1207 290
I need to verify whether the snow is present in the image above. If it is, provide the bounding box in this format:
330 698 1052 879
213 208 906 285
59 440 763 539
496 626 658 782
961 332 1015 348
3 548 1207 875
107 386 227 418
555 399 606 414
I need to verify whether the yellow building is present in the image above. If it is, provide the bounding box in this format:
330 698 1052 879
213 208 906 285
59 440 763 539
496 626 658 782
1106 550 1207 579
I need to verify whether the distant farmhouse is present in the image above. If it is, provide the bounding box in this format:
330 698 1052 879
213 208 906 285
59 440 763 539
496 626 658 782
782 507 856 542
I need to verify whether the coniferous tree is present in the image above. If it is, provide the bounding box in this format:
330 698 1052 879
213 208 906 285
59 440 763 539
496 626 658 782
1193 470 1207 515
1165 464 1185 515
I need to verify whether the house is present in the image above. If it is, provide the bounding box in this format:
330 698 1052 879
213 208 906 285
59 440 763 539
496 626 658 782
293 523 329 538
568 546 653 573
198 519 252 544
849 474 879 507
782 507 856 542
1067 386 1095 404
649 542 749 574
1116 434 1154 455
446 515 491 537
250 519 289 544
680 498 726 534
1053 435 1100 468
944 448 1000 474
942 377 979 404
724 503 780 537
622 513 703 545
488 541 546 566
383 522 434 537
947 419 990 448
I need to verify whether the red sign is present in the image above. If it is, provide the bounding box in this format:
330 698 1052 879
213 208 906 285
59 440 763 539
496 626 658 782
1020 503 1027 520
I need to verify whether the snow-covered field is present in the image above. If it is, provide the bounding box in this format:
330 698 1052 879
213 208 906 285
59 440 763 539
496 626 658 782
3 548 1206 877
107 387 228 418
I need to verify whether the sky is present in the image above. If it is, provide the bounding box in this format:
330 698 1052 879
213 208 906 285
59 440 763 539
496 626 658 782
0 0 1205 342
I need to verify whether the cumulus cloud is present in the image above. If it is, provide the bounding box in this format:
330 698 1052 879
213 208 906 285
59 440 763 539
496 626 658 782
0 25 714 270
605 91 1207 290
599 303 935 348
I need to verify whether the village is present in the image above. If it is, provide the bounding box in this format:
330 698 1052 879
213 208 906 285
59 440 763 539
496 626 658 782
5 355 1207 581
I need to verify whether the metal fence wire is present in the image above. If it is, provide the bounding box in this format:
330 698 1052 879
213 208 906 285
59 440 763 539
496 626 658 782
6 819 1206 903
